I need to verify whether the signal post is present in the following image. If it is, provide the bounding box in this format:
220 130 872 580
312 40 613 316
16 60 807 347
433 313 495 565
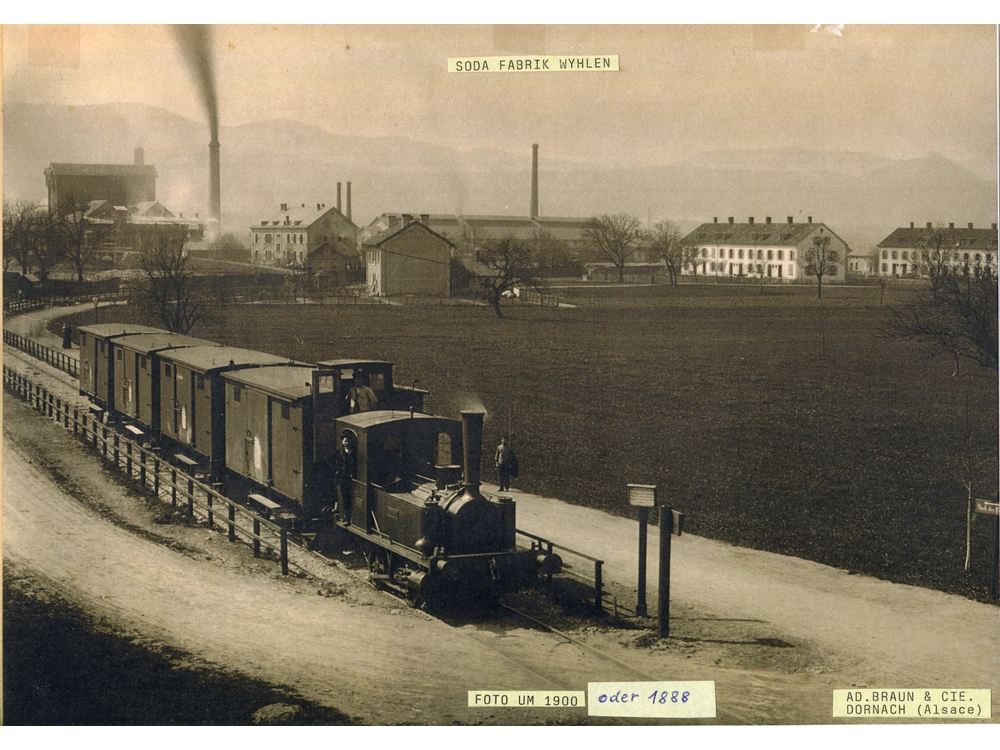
628 484 684 638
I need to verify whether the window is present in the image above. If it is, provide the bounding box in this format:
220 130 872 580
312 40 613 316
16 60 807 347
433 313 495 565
882 250 888 259
701 248 708 258
767 250 774 260
233 386 241 402
882 263 887 272
789 250 795 261
728 248 734 259
738 248 744 259
975 254 981 262
964 253 970 262
902 251 908 260
892 251 898 260
265 233 272 243
117 349 122 361
255 233 259 244
777 250 784 260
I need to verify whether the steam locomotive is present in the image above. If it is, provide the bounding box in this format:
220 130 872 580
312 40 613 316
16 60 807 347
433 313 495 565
76 323 560 604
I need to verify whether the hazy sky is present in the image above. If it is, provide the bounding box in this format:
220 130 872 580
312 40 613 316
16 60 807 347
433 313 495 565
4 24 998 176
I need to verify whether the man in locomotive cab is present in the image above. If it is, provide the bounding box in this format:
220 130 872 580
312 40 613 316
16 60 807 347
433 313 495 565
335 432 358 524
345 373 378 414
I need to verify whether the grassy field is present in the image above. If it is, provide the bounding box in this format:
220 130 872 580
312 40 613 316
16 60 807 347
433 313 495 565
63 282 999 601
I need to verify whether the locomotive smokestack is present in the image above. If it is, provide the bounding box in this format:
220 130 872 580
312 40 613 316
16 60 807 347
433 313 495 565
460 411 485 492
530 143 539 219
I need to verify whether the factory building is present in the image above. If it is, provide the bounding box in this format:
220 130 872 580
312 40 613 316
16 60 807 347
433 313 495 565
45 148 157 216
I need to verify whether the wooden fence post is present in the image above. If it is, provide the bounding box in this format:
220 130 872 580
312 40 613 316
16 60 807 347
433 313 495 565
228 504 236 542
253 519 261 558
140 448 147 488
594 560 604 612
171 468 177 506
102 426 108 458
187 475 194 518
113 433 120 467
153 456 160 496
280 529 289 575
207 490 214 528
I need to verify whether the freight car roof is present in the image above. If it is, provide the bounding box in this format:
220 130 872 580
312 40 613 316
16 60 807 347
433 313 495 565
221 363 317 400
77 324 168 338
317 359 393 368
114 333 215 353
158 345 291 372
338 410 457 430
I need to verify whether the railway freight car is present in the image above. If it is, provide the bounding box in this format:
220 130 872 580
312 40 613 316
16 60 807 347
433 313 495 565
156 345 294 478
77 324 169 410
108 332 217 437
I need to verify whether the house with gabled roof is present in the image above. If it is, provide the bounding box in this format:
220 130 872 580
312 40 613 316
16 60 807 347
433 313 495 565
363 216 455 297
250 202 358 269
875 221 998 277
45 148 157 215
680 215 851 283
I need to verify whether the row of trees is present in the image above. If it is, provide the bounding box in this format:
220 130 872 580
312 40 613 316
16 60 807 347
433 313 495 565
2 200 102 283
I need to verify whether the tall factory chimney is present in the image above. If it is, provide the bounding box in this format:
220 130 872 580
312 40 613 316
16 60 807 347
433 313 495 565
337 182 342 213
209 139 221 229
530 143 539 219
346 181 352 222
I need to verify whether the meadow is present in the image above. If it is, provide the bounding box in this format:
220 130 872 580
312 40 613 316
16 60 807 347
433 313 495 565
69 282 999 601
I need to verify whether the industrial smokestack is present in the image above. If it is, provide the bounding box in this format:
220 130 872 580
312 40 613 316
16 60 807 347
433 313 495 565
346 181 352 222
460 411 485 492
337 182 342 213
209 140 220 226
530 143 539 219
173 26 221 231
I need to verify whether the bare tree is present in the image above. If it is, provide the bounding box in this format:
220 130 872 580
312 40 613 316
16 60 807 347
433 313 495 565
128 227 209 334
211 232 251 263
915 223 960 292
883 262 997 372
55 201 111 282
3 200 41 274
646 220 685 287
529 228 573 271
475 234 541 319
582 213 644 282
802 233 839 299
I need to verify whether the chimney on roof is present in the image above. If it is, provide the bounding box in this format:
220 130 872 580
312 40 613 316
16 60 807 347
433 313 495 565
302 204 306 208
807 216 813 224
285 215 290 224
403 213 413 227
968 222 974 229
749 217 754 225
530 143 539 219
927 222 933 229
765 216 771 224
728 217 734 224
134 147 144 166
713 217 718 223
337 183 342 213
420 214 430 225
346 182 352 222
317 203 322 211
993 223 997 230
910 222 915 228
787 216 793 225
281 203 287 212
949 222 955 229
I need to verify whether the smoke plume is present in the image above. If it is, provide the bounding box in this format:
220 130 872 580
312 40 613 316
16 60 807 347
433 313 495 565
172 25 219 141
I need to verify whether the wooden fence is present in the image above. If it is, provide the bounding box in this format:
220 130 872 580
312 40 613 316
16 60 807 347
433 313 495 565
3 330 79 378
3 366 291 575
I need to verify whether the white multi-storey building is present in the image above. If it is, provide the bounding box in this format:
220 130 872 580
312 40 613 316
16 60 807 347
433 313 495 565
876 222 998 277
680 216 850 283
249 202 358 269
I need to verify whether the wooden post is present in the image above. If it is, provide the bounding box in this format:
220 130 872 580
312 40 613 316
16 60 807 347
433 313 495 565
74 409 79 436
171 468 177 506
207 490 214 528
102 426 108 458
658 505 673 639
153 457 160 496
228 504 236 542
187 476 194 519
113 433 120 468
253 519 261 558
636 506 649 617
140 449 147 488
280 529 289 575
594 559 603 612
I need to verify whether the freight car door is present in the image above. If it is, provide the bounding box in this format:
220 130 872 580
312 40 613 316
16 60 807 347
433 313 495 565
271 400 304 503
